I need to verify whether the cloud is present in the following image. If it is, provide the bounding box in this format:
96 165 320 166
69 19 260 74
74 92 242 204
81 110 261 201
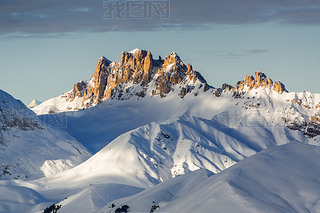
217 49 269 59
196 49 268 59
0 0 320 35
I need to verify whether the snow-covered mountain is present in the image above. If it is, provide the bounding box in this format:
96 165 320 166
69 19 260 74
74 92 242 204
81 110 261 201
33 49 209 114
33 49 320 145
31 50 319 151
27 99 42 109
0 89 91 180
26 81 318 209
99 142 320 213
1 49 320 212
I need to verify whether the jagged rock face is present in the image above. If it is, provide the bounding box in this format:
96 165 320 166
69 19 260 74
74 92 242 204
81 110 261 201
306 115 320 137
66 50 206 109
68 81 87 102
119 49 153 84
66 52 288 111
273 81 286 94
103 50 154 100
153 53 208 98
282 113 320 138
246 71 285 93
222 71 286 96
83 57 111 107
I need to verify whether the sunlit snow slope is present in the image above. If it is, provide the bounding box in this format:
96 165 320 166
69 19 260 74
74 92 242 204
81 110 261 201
0 89 91 180
100 142 320 213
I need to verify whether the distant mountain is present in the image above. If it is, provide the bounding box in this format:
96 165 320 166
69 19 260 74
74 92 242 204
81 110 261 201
0 89 91 180
27 99 42 109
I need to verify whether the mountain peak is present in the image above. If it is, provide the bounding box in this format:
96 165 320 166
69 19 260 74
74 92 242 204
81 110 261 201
228 71 287 94
33 50 292 114
27 99 42 109
128 48 141 54
62 49 207 109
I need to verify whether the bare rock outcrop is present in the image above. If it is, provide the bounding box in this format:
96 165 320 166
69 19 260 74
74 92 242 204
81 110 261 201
152 52 207 97
282 113 320 138
222 71 287 97
68 81 87 102
66 52 289 113
66 49 206 109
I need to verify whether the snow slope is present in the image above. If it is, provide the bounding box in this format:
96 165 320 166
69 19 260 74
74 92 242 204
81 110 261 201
0 89 91 180
43 110 305 189
43 142 320 213
38 81 320 154
0 184 50 213
99 142 320 213
0 86 319 212
10 87 314 212
32 90 84 114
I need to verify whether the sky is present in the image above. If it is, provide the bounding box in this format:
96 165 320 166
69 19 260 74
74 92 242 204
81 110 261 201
0 0 320 104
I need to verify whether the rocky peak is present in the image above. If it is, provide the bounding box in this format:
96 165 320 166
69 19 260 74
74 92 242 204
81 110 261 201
230 71 286 94
27 99 42 109
65 51 290 112
65 49 206 109
119 49 154 83
153 52 208 97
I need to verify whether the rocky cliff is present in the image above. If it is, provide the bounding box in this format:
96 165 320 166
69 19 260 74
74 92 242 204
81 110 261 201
64 51 289 112
65 49 208 109
214 71 286 97
36 49 294 113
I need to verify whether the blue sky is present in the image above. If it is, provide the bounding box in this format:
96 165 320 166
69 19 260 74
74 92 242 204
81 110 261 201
0 0 320 104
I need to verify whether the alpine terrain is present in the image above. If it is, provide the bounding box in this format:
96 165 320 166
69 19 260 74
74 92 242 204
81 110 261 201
1 49 320 213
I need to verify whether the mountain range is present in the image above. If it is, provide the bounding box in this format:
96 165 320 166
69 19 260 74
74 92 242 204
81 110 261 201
1 49 320 213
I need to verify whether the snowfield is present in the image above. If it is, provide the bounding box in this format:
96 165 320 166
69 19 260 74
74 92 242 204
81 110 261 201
8 85 319 212
0 90 91 180
99 142 320 213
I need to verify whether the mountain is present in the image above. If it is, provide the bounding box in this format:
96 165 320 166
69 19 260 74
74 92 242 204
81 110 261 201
33 50 320 153
27 99 42 109
0 89 91 180
99 142 320 213
2 49 320 212
33 49 209 114
26 82 318 208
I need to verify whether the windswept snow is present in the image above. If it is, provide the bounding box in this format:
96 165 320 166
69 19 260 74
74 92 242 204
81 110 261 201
32 91 84 115
100 142 320 213
0 89 91 180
